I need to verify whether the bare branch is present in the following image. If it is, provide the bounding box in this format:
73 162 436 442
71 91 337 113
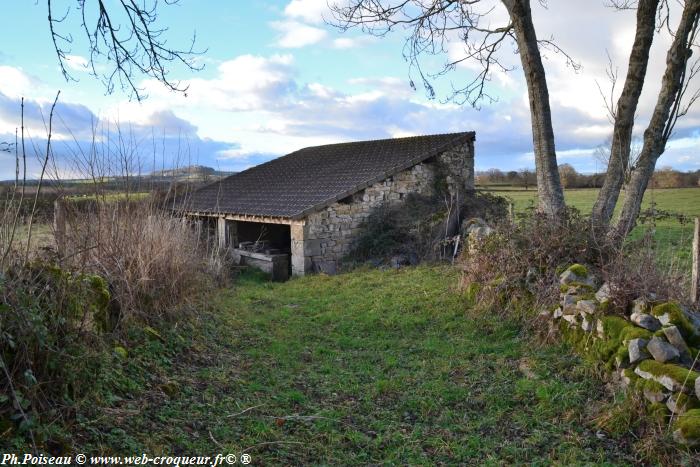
329 0 576 108
46 0 206 100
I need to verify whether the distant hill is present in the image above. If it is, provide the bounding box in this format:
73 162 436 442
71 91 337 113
151 165 236 180
1 165 236 185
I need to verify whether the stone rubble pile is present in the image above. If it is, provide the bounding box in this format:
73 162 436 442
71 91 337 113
549 264 700 446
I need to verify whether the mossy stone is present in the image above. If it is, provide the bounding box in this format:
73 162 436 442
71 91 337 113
618 326 652 344
599 316 629 341
637 360 700 392
651 302 699 345
113 346 128 359
667 392 700 415
568 264 588 278
674 408 700 445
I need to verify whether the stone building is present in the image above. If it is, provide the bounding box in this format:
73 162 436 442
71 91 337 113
184 132 475 278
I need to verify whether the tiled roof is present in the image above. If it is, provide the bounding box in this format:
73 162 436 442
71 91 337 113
185 131 474 219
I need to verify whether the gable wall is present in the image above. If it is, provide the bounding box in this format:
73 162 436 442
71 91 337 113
295 142 474 274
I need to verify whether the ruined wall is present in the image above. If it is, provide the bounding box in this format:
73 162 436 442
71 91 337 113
295 143 474 274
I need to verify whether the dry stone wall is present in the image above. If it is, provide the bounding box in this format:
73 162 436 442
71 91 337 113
550 264 700 447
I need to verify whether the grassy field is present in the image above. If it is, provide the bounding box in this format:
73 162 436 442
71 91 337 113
67 266 647 464
483 186 700 271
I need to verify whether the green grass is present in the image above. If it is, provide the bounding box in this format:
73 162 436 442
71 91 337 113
484 186 700 270
66 192 151 202
70 266 638 464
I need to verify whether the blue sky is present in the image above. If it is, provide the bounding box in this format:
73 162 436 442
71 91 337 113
0 0 698 179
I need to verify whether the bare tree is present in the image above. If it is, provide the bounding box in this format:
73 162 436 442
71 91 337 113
331 0 570 217
593 134 642 183
611 0 700 242
590 0 661 236
46 0 204 100
518 168 536 190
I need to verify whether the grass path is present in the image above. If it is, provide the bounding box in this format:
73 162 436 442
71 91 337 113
86 266 636 464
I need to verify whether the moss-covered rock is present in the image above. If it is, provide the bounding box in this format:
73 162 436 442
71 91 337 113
113 346 128 360
598 316 629 341
651 302 699 345
635 360 700 393
619 326 652 344
673 408 700 446
639 379 668 403
559 264 595 288
568 264 588 278
667 392 700 415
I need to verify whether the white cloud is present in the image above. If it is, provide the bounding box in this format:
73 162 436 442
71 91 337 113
65 55 89 72
0 66 38 99
332 37 356 49
331 36 376 49
271 20 328 48
140 54 298 113
283 0 331 24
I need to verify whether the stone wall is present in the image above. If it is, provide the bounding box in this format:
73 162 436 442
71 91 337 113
551 264 700 447
293 143 474 274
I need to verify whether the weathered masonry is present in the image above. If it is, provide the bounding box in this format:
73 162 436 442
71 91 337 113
184 132 475 278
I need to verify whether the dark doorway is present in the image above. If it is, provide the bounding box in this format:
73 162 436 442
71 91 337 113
236 221 291 255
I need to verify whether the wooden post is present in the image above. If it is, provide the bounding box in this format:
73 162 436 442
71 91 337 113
53 199 66 257
692 217 699 305
217 217 227 251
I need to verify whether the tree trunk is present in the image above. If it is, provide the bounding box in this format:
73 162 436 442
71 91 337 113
590 0 659 238
611 0 700 242
502 0 566 218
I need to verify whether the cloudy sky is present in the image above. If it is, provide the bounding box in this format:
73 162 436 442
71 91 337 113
0 0 698 179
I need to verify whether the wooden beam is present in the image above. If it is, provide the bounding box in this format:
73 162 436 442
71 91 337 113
184 211 294 225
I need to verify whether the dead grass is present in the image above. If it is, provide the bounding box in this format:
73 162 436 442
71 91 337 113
60 199 230 325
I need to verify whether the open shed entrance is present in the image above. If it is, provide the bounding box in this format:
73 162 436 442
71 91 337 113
235 221 291 255
232 220 292 281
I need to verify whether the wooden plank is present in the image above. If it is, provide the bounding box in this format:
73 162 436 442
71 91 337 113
693 217 699 305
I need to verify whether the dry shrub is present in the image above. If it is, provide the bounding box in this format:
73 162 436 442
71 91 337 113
61 198 229 326
460 207 590 313
599 231 690 313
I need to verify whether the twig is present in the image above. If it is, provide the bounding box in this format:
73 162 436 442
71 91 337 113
25 91 61 264
209 430 224 450
226 404 265 418
1 100 27 269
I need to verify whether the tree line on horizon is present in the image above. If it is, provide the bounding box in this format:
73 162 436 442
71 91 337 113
477 166 700 190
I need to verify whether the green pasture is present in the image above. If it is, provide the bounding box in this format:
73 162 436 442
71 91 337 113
483 187 700 273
